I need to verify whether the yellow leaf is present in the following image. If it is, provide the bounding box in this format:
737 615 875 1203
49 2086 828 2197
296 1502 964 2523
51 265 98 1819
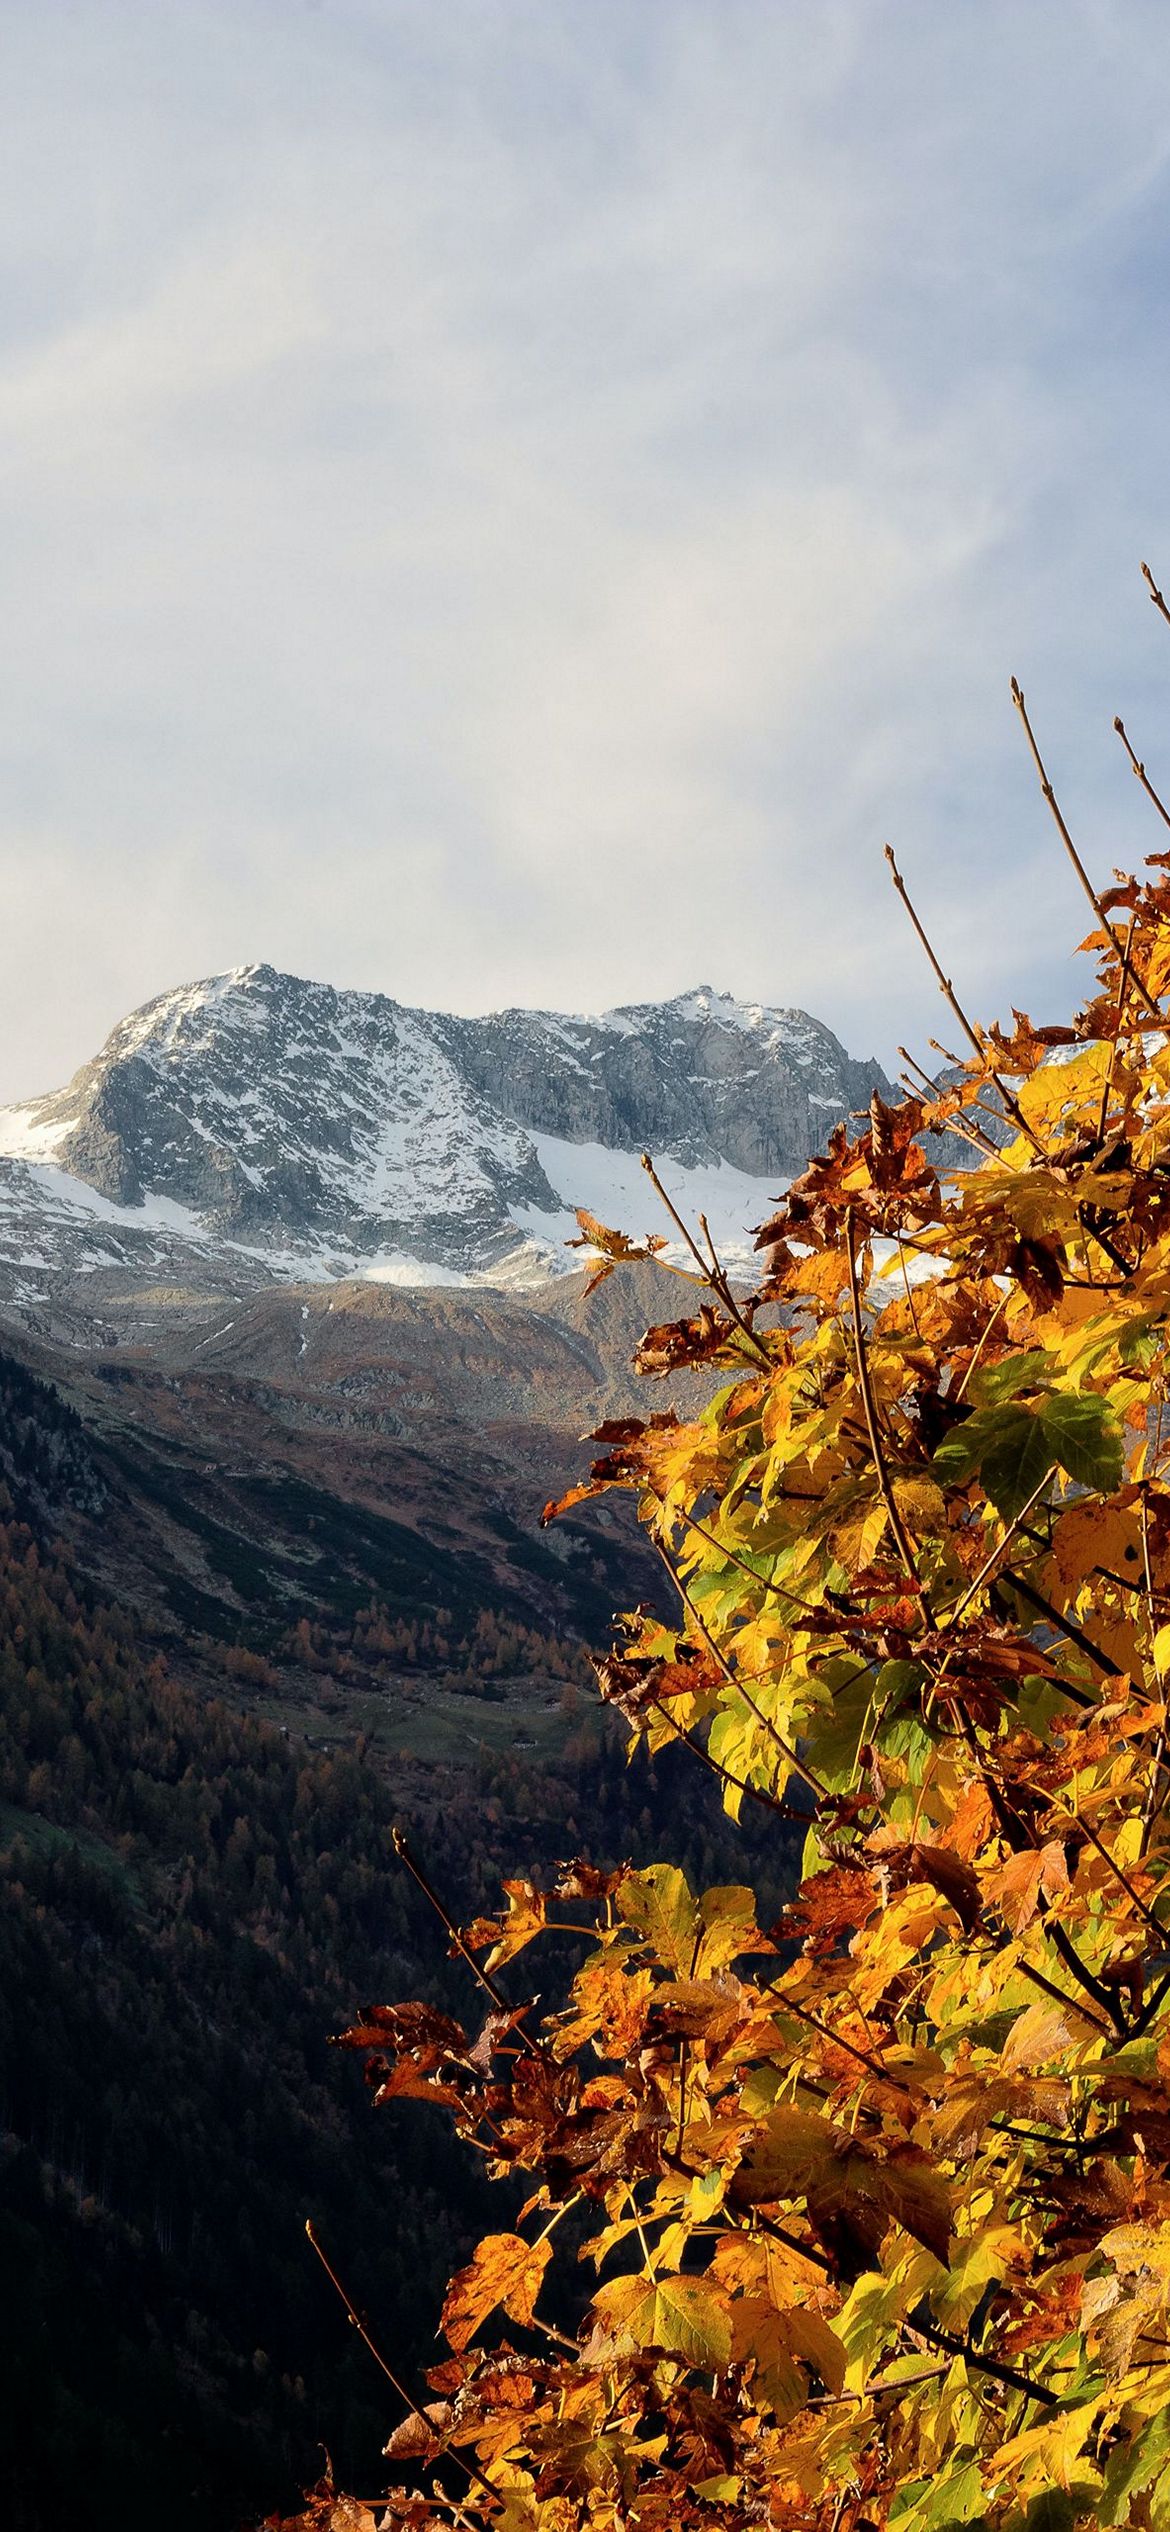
590 2271 732 2366
892 1475 947 1536
616 1864 700 1973
694 1883 767 1973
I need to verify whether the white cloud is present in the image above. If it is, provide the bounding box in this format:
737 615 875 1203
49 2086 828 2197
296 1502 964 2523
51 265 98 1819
1 0 1170 1097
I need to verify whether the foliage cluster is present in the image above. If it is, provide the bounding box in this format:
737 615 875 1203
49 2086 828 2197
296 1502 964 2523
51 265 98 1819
314 757 1170 2530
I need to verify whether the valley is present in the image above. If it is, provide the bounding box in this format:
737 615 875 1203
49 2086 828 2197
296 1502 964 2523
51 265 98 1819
0 962 871 2529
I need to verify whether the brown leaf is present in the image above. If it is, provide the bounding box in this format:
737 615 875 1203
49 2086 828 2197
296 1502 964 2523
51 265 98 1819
867 1838 982 1933
634 1306 745 1377
566 1207 668 1292
384 2405 451 2464
772 1862 879 1956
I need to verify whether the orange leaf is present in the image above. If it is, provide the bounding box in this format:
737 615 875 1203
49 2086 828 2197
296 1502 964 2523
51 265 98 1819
441 2232 553 2351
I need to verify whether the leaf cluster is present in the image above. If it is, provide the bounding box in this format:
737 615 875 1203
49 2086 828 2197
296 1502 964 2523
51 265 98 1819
296 773 1170 2531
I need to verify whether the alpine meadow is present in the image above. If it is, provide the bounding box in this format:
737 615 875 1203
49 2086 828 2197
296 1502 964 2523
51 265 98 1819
285 590 1170 2532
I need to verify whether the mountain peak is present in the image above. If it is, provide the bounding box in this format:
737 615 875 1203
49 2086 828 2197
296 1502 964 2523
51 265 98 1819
0 968 895 1316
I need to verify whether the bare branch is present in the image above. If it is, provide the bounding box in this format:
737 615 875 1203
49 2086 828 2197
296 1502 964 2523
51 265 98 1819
1142 558 1170 629
1114 715 1170 836
885 848 1045 1154
1011 678 1162 1023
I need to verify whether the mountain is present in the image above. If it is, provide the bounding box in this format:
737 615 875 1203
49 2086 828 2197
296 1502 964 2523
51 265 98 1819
0 1263 709 1677
0 966 894 1316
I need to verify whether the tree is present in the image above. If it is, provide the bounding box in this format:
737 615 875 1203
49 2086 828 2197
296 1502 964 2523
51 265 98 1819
297 604 1170 2532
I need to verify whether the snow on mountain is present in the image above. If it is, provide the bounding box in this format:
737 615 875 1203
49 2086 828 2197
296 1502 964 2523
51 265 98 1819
0 964 894 1314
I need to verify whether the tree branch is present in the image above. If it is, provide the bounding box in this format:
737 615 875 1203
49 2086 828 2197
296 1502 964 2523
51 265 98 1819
1114 716 1170 836
884 847 1045 1154
1011 678 1162 1024
845 1209 931 1614
306 2221 497 2497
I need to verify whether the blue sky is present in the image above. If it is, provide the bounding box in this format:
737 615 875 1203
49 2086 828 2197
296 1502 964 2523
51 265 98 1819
3 0 1170 1098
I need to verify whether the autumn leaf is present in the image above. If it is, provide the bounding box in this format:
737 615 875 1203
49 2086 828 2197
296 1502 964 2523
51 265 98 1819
983 1839 1069 1933
566 1206 668 1292
616 1864 701 1974
323 846 1170 2532
589 2271 732 2367
441 2233 554 2351
464 1878 549 1968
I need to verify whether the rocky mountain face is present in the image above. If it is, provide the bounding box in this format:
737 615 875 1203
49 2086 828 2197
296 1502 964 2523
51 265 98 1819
0 966 894 1316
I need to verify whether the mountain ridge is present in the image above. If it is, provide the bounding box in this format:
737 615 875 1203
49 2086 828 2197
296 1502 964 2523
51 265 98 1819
0 963 895 1316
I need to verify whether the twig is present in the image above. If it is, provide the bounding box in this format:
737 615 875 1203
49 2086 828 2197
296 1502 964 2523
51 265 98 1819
1046 1919 1130 2036
1142 559 1170 630
645 1689 814 1825
640 1151 771 1366
306 2221 497 2497
770 1983 915 2096
686 2185 1058 2408
895 1232 923 1337
393 1828 513 2015
652 1533 828 1801
925 1041 1020 1144
954 1291 1009 1403
910 2310 1056 2410
1140 1489 1168 1853
898 1048 1000 1158
884 848 1045 1155
662 1498 826 1625
1044 1786 1167 1947
1127 1965 1170 2043
1011 679 1162 1024
940 1470 1055 1632
1014 1956 1113 2039
1114 716 1170 836
993 1569 1104 1698
1095 908 1139 1148
845 1209 930 1611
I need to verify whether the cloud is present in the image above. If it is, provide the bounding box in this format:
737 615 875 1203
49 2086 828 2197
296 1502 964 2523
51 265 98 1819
1 0 1170 1097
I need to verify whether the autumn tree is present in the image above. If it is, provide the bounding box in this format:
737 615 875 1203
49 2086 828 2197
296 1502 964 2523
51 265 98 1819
300 581 1170 2532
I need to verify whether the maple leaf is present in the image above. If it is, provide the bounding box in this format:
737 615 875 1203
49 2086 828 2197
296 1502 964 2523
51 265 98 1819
441 2233 554 2351
982 1839 1070 1932
589 2272 733 2368
464 1878 549 1968
635 1306 748 1377
566 1207 669 1293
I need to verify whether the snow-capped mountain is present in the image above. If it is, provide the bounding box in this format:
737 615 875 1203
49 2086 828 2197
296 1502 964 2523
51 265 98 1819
0 965 894 1314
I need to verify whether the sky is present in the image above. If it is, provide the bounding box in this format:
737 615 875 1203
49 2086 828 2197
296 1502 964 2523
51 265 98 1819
3 0 1170 1102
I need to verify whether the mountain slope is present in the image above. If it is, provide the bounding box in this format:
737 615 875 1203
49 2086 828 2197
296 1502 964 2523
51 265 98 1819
0 967 894 1309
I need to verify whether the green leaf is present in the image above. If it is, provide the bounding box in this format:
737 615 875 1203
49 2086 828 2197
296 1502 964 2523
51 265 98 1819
889 2464 987 2532
967 1349 1054 1406
932 1403 1011 1486
1038 1390 1125 1494
932 1401 1055 1512
979 1407 1056 1519
1100 2403 1170 2525
1022 2495 1077 2532
804 1662 875 1793
1118 1314 1161 1368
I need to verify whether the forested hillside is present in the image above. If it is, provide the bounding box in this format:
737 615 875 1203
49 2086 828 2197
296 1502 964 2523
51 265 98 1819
0 1356 798 2532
